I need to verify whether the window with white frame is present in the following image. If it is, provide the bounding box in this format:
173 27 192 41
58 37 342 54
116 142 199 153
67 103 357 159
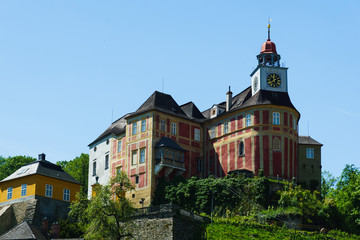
45 184 53 198
171 122 176 135
273 112 280 125
7 187 12 200
160 119 166 131
140 148 145 163
210 126 215 139
246 114 251 127
306 148 314 159
105 154 109 170
238 141 245 156
132 122 137 135
63 188 70 201
132 150 138 165
141 119 146 132
21 184 27 197
92 161 96 176
224 122 229 134
118 140 122 153
194 128 200 141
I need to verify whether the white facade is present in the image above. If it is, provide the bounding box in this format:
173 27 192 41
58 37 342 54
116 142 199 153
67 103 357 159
87 136 113 198
251 66 288 94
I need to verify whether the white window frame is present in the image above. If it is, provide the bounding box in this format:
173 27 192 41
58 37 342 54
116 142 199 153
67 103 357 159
171 122 176 135
132 122 137 135
105 154 109 170
7 187 13 200
45 184 53 198
306 148 314 159
21 184 27 197
141 119 146 132
160 119 166 131
118 140 122 153
140 148 145 164
63 188 70 202
224 122 229 134
194 128 200 141
273 112 280 125
246 114 251 127
210 126 215 139
132 150 138 166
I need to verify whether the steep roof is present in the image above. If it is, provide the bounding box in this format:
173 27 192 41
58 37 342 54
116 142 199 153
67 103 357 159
126 91 189 119
88 113 131 147
203 87 299 120
155 137 186 152
0 221 48 240
298 136 323 146
180 102 205 121
0 158 80 185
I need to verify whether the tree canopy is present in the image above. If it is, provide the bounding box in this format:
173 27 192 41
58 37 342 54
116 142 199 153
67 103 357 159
0 155 36 180
57 153 89 195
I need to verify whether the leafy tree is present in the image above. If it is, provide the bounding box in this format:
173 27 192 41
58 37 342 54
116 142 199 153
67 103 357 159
321 170 337 199
332 164 360 233
0 155 36 180
57 153 89 195
80 171 135 240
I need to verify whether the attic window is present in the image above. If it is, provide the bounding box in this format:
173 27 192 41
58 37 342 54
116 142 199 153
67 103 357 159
211 109 216 115
17 168 29 175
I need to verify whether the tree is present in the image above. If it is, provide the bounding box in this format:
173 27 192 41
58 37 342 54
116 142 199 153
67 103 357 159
0 155 35 180
57 153 89 195
321 170 337 199
84 171 135 240
332 164 360 234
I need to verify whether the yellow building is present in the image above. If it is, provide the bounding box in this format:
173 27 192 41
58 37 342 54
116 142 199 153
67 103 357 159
0 153 81 226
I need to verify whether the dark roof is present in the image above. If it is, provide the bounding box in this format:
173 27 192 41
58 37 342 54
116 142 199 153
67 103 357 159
155 137 186 152
0 221 48 240
180 102 205 121
89 113 131 147
1 158 80 185
298 136 323 146
203 87 299 120
126 91 189 119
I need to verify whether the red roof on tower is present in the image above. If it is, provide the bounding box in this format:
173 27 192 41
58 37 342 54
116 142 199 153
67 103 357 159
260 39 277 54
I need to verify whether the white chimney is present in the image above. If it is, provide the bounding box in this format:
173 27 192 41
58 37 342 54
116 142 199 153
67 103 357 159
226 86 232 111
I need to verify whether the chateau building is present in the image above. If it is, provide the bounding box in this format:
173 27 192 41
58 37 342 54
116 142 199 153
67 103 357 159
88 28 322 206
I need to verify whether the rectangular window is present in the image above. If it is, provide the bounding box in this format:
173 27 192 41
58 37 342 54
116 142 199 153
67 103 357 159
210 126 215 139
306 148 314 159
132 122 137 135
171 122 176 135
197 158 202 172
246 114 251 127
194 128 200 141
135 175 139 184
273 112 280 125
160 119 166 131
92 161 96 176
21 184 27 197
45 184 53 198
63 188 70 202
224 122 229 134
140 148 145 163
7 187 12 200
141 119 146 132
118 140 122 153
132 150 138 166
116 166 122 175
293 118 296 130
105 154 109 170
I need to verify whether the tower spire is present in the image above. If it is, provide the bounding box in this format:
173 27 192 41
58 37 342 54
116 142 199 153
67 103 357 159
267 18 272 40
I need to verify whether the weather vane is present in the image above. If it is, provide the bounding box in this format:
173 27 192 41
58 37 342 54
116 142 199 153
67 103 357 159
268 17 272 40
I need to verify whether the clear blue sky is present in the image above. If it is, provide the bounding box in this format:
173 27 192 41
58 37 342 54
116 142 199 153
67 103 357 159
1 1 359 178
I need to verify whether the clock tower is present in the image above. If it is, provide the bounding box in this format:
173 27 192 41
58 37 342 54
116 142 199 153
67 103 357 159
250 24 288 96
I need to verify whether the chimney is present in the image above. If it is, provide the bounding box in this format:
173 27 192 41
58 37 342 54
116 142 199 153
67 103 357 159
41 217 49 234
38 153 46 161
226 86 233 111
51 222 60 239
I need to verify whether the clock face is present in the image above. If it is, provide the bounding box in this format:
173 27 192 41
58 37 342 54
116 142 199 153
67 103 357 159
267 73 281 87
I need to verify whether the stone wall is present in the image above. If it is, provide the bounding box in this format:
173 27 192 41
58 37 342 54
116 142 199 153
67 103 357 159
126 204 209 240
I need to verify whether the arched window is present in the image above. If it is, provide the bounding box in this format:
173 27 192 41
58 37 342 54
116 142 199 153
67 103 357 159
238 141 245 157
